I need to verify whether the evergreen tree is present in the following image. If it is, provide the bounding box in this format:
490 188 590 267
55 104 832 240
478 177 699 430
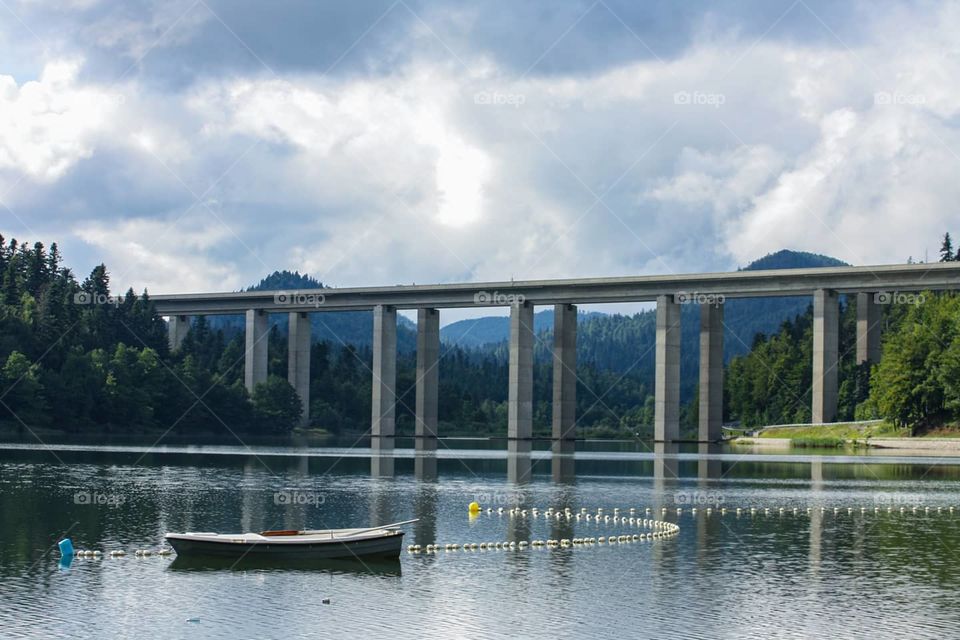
940 232 954 262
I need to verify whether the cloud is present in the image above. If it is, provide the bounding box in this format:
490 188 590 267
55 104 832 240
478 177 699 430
0 60 121 181
3 0 960 306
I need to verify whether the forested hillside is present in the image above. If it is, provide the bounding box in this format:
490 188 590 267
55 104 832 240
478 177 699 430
725 233 960 432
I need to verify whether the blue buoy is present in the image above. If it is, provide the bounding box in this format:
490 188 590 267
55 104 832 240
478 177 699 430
58 538 75 557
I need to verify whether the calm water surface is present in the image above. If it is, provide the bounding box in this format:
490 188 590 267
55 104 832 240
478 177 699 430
2 437 960 640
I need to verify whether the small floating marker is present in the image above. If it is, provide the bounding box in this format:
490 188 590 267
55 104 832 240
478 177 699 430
721 508 727 515
468 502 481 515
58 538 75 558
497 507 504 514
793 508 798 515
736 508 742 515
322 598 331 605
847 508 853 515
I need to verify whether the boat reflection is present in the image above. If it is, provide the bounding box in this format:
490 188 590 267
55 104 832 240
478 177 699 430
168 554 402 576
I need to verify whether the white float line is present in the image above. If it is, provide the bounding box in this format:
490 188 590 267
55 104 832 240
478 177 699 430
407 507 680 554
69 548 173 559
658 505 956 517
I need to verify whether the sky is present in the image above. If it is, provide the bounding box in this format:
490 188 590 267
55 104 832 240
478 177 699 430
1 0 958 323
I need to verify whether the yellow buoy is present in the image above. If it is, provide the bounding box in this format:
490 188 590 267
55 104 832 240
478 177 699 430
468 502 481 514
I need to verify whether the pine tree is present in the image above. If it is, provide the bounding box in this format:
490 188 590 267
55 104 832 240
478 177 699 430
940 232 954 262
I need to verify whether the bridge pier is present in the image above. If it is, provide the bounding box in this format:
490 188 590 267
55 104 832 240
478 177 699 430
552 303 577 440
654 295 681 442
244 309 268 392
508 301 534 439
415 308 440 439
167 315 191 352
812 289 839 423
288 312 311 427
371 304 397 437
698 302 724 442
856 292 882 364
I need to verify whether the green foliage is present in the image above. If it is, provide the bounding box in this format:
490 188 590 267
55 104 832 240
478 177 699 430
790 437 846 448
869 292 960 430
252 376 302 433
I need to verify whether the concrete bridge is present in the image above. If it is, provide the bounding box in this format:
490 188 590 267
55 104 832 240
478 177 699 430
151 262 960 441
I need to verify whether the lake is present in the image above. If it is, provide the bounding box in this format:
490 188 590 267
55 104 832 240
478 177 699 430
2 437 959 639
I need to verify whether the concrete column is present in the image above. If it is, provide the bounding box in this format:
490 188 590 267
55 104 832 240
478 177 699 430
371 305 397 437
287 312 311 427
812 289 839 424
552 303 577 440
415 308 440 438
856 292 882 365
654 295 681 442
508 301 534 439
244 309 268 392
698 302 724 442
167 315 190 352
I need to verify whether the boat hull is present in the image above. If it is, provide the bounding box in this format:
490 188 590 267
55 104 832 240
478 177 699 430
165 531 404 560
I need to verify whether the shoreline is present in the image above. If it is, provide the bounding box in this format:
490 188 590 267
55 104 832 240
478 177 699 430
733 436 960 453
